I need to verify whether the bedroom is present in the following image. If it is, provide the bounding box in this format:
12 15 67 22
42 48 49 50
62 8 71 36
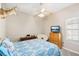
0 3 79 56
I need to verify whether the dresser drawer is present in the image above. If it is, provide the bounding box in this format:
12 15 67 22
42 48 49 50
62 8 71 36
54 38 59 42
49 32 62 48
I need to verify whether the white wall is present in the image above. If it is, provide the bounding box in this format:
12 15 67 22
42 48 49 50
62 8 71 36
0 4 1 8
0 19 6 42
0 4 6 43
44 4 79 52
6 11 44 41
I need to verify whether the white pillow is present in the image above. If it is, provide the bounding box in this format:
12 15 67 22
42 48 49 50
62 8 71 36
37 34 48 41
2 38 15 55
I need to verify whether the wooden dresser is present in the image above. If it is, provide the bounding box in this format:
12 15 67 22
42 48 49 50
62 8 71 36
49 32 62 48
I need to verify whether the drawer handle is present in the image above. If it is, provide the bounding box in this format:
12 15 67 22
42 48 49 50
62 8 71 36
54 42 58 44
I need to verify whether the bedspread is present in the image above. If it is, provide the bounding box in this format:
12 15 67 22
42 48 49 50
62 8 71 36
13 39 62 56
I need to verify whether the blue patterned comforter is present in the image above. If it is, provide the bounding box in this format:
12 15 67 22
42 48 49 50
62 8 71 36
13 39 62 56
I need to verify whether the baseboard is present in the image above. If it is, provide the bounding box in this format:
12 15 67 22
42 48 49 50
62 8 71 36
62 47 79 55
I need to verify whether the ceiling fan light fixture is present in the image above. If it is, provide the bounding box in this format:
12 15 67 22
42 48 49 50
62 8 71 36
38 13 45 18
41 8 46 12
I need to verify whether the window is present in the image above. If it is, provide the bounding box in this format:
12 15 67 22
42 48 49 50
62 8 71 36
65 17 79 40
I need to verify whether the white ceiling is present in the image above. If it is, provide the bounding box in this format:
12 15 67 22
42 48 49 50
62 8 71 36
2 3 74 15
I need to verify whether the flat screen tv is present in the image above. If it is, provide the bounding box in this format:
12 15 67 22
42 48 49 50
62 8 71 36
51 26 60 33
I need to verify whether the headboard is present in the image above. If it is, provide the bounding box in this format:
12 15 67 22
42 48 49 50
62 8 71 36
20 34 37 41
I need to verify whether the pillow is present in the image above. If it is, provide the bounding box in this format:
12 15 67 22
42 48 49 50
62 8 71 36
0 45 10 56
37 34 48 41
1 37 15 56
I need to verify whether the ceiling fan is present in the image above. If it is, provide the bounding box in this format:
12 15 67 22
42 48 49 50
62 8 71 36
34 3 52 18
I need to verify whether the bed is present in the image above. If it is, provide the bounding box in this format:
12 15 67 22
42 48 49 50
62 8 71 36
0 37 62 56
13 39 62 56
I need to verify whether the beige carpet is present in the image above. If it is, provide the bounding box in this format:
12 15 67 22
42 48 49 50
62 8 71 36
61 49 79 56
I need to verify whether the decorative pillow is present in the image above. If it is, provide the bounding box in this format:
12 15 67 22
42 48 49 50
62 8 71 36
37 34 48 41
1 37 15 56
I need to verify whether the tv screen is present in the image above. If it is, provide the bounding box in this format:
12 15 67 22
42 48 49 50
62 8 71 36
51 26 60 33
